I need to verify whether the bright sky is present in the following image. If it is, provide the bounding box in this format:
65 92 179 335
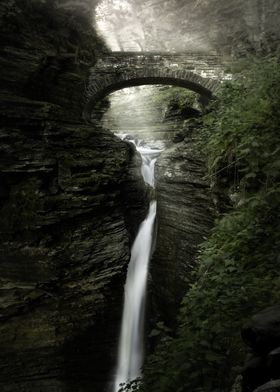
95 0 145 51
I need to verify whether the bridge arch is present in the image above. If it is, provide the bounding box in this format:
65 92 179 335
83 52 230 121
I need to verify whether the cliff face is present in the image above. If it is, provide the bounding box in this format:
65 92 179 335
151 120 215 324
0 2 148 391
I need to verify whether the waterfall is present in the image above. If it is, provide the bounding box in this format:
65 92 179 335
113 137 162 392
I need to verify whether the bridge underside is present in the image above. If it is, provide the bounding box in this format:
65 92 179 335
83 75 219 121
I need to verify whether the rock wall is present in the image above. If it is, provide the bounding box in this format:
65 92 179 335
0 1 148 391
151 119 215 324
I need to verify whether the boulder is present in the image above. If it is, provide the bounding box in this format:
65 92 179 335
254 381 280 392
242 305 280 354
242 306 280 392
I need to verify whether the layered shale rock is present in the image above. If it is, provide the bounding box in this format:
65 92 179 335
0 1 148 391
151 119 215 324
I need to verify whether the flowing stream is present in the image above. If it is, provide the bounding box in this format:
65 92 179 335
113 136 163 392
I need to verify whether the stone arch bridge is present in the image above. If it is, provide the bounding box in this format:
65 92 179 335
84 51 232 121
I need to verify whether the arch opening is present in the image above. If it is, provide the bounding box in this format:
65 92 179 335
84 76 214 122
96 85 202 141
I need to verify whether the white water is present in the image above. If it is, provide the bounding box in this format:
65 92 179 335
113 138 162 392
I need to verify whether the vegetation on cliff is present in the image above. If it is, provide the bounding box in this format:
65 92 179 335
126 54 280 392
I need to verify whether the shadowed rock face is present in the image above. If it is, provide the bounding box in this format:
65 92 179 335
151 119 215 324
0 1 149 391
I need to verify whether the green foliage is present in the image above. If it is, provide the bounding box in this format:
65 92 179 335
201 56 280 197
137 55 280 392
151 86 198 112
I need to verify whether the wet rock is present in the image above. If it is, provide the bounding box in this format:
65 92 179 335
254 380 280 392
172 130 185 143
241 306 280 392
242 305 280 355
242 355 270 392
268 347 280 379
151 121 215 324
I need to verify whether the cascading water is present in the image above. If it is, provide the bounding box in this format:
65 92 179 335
113 136 163 392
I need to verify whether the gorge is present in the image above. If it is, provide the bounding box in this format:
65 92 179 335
113 137 161 392
1 1 280 392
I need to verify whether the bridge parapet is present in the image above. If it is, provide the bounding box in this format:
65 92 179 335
95 51 232 79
